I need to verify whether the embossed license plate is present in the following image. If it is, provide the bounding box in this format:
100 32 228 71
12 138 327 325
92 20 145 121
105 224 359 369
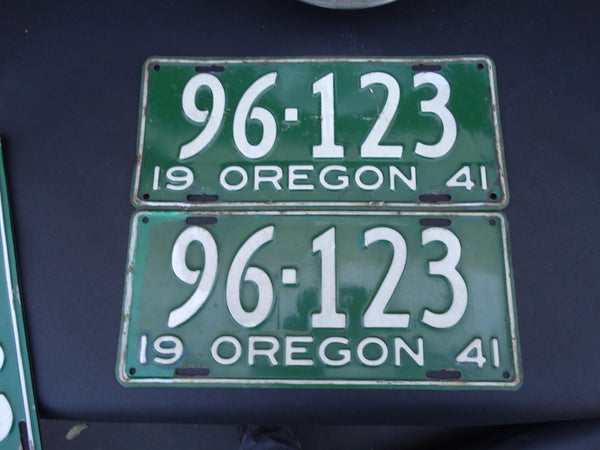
132 57 508 210
117 211 521 388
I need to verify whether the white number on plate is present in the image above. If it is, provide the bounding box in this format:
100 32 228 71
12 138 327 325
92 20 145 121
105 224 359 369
362 227 409 327
168 226 218 328
233 72 278 159
421 227 467 329
360 72 404 158
166 223 468 330
414 72 457 158
180 74 226 160
226 226 275 327
311 227 346 328
175 70 457 162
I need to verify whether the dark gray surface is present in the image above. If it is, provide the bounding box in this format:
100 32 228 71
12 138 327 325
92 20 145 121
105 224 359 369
39 420 600 450
1 0 599 425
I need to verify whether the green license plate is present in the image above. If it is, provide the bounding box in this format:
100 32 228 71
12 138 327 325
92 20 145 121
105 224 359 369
132 57 508 210
117 211 520 388
0 142 41 448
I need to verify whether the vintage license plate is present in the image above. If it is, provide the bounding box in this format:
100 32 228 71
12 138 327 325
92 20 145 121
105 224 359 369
0 142 41 448
117 211 521 388
132 57 508 210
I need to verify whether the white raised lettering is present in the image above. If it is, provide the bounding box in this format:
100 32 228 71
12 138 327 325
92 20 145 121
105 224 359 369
153 335 183 365
394 337 424 366
211 336 242 365
357 337 388 367
285 336 314 366
319 165 349 190
318 337 351 367
288 165 315 191
166 166 194 191
355 166 383 190
248 336 279 366
220 166 248 191
254 166 283 191
389 166 417 191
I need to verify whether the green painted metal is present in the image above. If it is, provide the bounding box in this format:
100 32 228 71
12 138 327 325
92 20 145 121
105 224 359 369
0 141 42 448
117 211 520 389
132 57 508 210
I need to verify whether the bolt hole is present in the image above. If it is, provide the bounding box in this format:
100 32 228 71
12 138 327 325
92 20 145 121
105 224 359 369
143 193 150 200
142 217 149 224
153 64 160 72
129 368 136 375
489 192 498 200
419 193 452 203
195 65 225 73
489 219 496 226
477 63 484 70
502 371 510 379
412 63 442 72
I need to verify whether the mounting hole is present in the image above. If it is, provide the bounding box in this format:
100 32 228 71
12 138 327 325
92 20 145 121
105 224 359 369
489 192 498 200
195 65 225 73
489 219 496 226
142 217 149 224
142 193 150 200
502 371 510 379
477 63 484 70
412 63 442 72
153 64 160 72
129 368 136 375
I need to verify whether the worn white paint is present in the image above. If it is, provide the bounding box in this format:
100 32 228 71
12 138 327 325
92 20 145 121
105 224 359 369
248 336 279 366
318 337 351 367
153 335 183 365
312 72 344 158
180 73 226 160
421 227 468 329
226 226 274 328
414 72 457 159
284 108 298 122
281 268 297 285
168 226 218 328
233 72 278 159
311 227 346 328
363 227 409 328
360 71 403 158
357 337 388 367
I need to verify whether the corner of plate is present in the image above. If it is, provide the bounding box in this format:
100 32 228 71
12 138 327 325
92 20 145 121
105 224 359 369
477 54 496 73
143 56 163 71
116 362 132 386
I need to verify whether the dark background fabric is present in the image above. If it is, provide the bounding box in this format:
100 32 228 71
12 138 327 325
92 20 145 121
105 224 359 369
1 0 599 425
